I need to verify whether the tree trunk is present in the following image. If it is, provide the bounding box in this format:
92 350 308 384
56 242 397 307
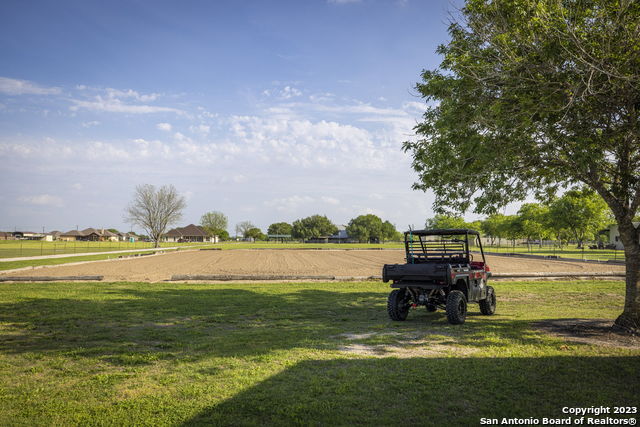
615 221 640 332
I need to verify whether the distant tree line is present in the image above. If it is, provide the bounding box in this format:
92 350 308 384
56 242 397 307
195 212 403 243
126 184 613 248
425 188 612 248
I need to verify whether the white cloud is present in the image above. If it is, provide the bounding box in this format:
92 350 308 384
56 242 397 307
82 121 100 128
321 196 340 205
19 194 63 207
264 195 315 212
0 77 61 95
105 88 159 102
328 0 361 4
402 101 428 113
70 97 181 114
227 115 399 169
85 141 131 160
157 122 172 132
190 124 210 135
72 183 84 190
280 86 302 99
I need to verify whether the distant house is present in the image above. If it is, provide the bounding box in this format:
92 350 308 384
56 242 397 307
79 228 119 242
12 231 45 240
328 225 358 243
307 226 358 244
0 231 15 240
58 228 119 242
59 229 85 241
608 222 640 250
115 231 138 242
164 224 218 243
48 231 62 240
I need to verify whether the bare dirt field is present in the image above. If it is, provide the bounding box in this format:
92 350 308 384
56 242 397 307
0 249 625 282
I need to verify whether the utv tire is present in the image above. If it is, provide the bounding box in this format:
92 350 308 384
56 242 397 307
446 290 467 325
426 302 438 312
479 285 496 315
387 289 410 321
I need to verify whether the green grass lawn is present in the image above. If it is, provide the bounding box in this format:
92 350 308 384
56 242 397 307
0 280 637 426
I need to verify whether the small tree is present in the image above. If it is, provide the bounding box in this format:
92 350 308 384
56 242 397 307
515 203 552 249
481 214 508 246
548 188 611 248
499 215 523 248
425 214 468 230
200 211 228 239
267 222 293 236
124 184 186 248
346 214 383 243
236 221 255 239
381 221 400 242
245 227 265 241
291 215 338 240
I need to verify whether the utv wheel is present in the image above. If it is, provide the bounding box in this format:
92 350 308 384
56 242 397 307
426 302 438 312
387 289 410 321
446 290 467 325
479 285 496 315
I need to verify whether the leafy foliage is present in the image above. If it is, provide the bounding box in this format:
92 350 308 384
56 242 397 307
425 214 469 230
405 0 640 329
514 203 552 243
291 215 338 240
200 211 228 237
346 215 383 243
244 227 265 240
235 221 255 238
267 222 293 236
548 188 611 245
381 221 401 242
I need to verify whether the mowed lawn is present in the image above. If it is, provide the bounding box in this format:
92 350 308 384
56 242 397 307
0 280 637 426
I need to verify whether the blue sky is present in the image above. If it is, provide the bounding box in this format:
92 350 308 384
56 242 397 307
0 0 471 234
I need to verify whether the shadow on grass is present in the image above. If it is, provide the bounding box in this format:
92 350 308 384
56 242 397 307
182 356 640 426
0 286 590 365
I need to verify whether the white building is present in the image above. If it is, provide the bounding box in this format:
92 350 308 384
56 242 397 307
608 222 640 250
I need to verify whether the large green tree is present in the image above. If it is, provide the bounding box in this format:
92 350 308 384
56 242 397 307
548 188 611 247
515 203 552 248
200 211 228 239
381 221 401 242
346 214 384 243
481 214 509 246
404 0 640 330
424 214 469 230
244 227 265 241
267 222 293 236
291 215 338 240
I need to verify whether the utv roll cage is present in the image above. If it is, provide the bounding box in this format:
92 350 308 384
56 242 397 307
404 228 485 265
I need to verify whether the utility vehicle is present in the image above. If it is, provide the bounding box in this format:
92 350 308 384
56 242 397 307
383 229 496 324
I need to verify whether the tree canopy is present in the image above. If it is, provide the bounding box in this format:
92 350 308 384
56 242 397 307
404 0 640 330
244 227 265 241
235 221 255 238
267 222 293 236
291 215 338 240
548 188 611 246
425 214 469 230
200 211 228 239
346 214 383 243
